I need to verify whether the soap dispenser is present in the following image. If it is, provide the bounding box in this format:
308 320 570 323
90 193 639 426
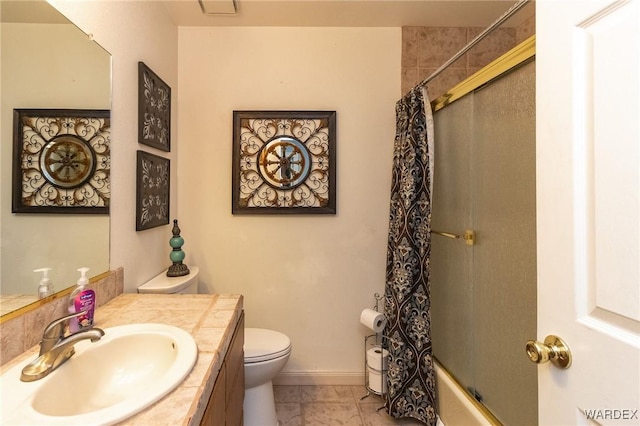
68 267 96 332
34 268 54 299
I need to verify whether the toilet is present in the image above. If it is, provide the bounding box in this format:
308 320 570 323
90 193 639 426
137 266 200 294
138 268 289 424
244 328 291 426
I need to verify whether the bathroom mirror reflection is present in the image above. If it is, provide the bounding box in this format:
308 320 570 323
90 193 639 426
0 0 111 317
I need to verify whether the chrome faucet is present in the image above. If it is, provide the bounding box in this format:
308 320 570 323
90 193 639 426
20 311 104 382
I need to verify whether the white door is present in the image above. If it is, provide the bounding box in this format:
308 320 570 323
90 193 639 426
536 0 640 424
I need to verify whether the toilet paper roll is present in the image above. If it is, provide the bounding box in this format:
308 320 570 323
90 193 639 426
367 366 387 394
366 346 389 371
360 308 386 333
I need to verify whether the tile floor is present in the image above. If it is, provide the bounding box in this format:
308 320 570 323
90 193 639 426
274 385 425 425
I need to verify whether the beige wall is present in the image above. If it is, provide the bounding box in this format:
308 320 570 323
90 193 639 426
178 27 400 378
48 0 180 290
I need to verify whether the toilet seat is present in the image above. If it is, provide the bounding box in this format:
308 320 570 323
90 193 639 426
244 328 291 364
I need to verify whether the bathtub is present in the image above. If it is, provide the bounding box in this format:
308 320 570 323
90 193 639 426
435 360 500 426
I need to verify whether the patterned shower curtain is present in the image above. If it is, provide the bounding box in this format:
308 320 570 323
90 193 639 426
384 85 436 425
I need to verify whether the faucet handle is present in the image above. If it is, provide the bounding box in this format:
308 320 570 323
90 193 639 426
39 311 91 356
42 310 88 340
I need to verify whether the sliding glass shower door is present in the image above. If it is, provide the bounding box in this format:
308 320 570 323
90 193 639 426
430 58 537 425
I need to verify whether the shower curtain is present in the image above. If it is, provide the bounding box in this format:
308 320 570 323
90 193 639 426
384 85 436 425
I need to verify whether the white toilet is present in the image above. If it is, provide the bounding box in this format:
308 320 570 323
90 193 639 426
137 266 200 294
244 328 291 426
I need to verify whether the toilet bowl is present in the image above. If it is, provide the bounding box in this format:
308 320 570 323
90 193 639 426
244 328 291 426
137 266 200 294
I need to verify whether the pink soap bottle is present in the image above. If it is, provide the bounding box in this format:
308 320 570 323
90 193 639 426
68 267 96 332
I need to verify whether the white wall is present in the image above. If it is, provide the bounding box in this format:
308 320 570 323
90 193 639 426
48 0 180 290
178 27 400 378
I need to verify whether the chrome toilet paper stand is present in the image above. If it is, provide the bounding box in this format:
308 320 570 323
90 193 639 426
361 293 388 407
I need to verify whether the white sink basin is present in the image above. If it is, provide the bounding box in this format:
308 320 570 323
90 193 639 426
0 323 198 425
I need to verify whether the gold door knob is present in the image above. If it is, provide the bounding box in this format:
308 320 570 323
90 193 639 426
525 335 572 369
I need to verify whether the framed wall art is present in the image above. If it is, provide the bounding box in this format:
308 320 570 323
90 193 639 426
232 110 336 215
12 109 110 214
136 150 170 231
138 62 171 152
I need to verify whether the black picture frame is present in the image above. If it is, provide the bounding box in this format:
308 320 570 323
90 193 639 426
232 110 336 215
136 150 170 231
12 108 110 214
138 62 171 152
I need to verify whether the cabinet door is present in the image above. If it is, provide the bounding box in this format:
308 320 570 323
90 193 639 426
200 312 245 426
202 365 226 426
226 313 245 425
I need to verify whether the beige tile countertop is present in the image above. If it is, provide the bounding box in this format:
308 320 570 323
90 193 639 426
0 293 243 426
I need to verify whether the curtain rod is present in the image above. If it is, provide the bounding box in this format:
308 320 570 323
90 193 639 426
418 0 531 88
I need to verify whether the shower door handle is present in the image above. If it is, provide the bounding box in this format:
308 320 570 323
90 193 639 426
525 335 572 369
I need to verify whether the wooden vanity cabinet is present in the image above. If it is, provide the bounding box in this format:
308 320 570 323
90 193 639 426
201 312 245 426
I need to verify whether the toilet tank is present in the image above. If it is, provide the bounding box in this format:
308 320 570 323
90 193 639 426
137 266 200 294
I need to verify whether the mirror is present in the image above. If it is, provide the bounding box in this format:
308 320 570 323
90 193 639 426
1 0 111 317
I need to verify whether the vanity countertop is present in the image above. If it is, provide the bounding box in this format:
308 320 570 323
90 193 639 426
0 293 243 426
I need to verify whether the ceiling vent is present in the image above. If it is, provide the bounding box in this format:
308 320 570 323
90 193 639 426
198 0 237 15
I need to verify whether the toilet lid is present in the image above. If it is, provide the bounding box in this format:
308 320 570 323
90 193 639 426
244 328 291 363
137 266 200 294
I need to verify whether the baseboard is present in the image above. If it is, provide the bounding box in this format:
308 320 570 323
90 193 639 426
273 371 366 386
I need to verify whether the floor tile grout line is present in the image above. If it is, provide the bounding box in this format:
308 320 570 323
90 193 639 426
275 385 410 426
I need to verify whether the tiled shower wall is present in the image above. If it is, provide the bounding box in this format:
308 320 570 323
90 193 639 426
401 15 535 100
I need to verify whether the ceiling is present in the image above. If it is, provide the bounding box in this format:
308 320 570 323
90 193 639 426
0 0 535 29
162 0 535 28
